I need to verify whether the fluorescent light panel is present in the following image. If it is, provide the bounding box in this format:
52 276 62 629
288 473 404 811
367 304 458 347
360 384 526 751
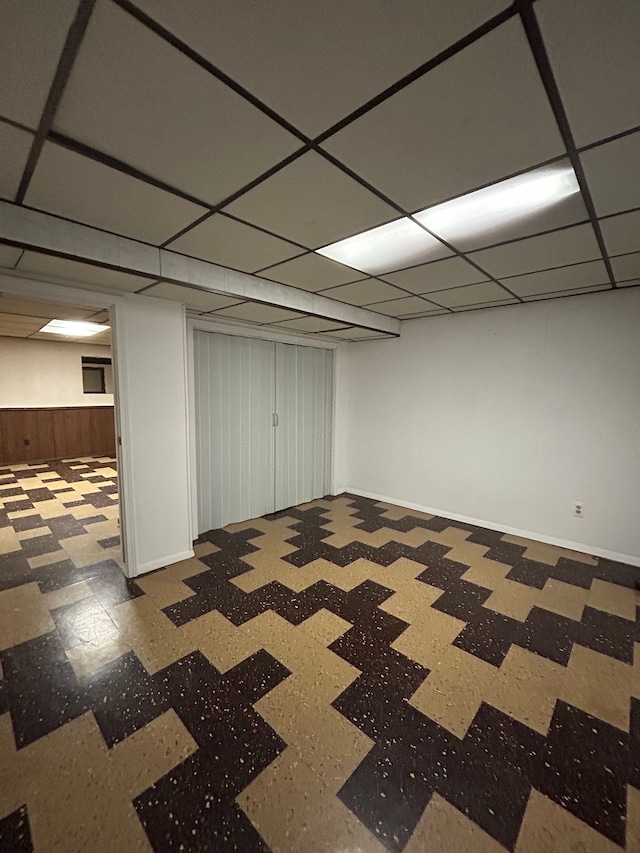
415 164 580 244
39 319 108 337
316 217 447 276
316 164 580 275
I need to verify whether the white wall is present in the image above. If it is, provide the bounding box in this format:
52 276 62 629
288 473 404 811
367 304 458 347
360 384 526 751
0 336 114 407
114 295 193 575
338 288 640 564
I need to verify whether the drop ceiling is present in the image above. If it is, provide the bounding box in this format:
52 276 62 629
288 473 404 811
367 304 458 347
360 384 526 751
0 291 111 344
0 0 638 343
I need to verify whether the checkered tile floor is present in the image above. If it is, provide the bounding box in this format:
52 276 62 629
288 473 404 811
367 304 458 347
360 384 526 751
0 472 639 851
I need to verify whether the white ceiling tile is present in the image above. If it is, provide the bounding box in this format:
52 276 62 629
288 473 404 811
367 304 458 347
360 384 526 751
134 0 509 137
323 18 564 211
580 133 640 217
364 296 439 317
213 302 304 324
54 0 299 204
262 253 363 291
420 164 590 253
521 284 611 302
25 143 207 245
273 316 350 333
169 214 302 273
0 312 51 336
611 252 640 283
225 151 397 248
468 224 602 278
143 282 242 312
0 293 96 320
599 210 640 258
382 256 488 294
427 281 512 308
0 124 33 201
0 0 78 128
17 251 152 293
536 0 640 147
501 260 610 298
320 280 407 306
0 245 23 269
329 327 392 340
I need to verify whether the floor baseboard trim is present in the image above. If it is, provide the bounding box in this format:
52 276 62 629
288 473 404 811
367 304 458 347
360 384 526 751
344 488 640 568
134 549 195 577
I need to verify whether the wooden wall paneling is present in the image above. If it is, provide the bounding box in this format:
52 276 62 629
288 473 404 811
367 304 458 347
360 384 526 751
0 407 116 464
52 408 82 459
91 407 116 454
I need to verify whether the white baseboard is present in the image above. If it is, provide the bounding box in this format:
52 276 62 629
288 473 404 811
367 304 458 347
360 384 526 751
343 488 640 568
133 548 195 577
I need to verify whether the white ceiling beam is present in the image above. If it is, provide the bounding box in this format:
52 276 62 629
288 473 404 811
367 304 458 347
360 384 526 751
0 201 400 335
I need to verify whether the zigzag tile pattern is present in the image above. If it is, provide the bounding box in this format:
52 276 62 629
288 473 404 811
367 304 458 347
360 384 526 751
0 459 639 851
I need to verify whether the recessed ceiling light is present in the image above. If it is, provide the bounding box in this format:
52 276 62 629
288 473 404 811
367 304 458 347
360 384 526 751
415 163 580 244
315 164 580 276
315 217 447 276
39 319 109 337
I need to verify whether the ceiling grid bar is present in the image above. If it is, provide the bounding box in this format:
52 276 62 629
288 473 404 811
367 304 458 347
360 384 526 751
14 0 98 204
516 0 617 287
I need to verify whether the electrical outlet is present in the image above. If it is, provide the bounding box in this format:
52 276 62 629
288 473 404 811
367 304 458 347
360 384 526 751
574 502 583 517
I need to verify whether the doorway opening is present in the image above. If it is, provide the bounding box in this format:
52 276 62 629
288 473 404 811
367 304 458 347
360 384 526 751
0 290 125 586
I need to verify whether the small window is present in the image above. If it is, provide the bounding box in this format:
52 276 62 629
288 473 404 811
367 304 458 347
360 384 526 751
82 366 106 394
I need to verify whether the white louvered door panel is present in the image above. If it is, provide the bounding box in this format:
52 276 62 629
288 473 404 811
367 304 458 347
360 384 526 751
274 342 333 512
194 331 275 532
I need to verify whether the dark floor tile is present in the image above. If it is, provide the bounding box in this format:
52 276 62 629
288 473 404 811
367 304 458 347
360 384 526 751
1 631 88 748
19 533 62 559
79 514 109 526
430 580 492 622
575 606 635 664
98 483 118 495
533 701 629 845
50 595 118 651
97 535 121 549
0 805 33 853
24 488 55 503
86 560 142 608
84 491 117 509
3 500 34 513
46 514 88 540
0 551 34 591
518 607 579 666
453 609 528 667
85 651 170 747
221 649 291 706
135 651 286 848
439 738 532 851
0 487 25 498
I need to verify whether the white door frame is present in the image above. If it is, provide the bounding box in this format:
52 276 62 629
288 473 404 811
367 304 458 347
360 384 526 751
0 271 137 577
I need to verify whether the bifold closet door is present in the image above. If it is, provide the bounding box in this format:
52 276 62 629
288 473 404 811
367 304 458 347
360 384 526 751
194 331 275 532
274 343 333 512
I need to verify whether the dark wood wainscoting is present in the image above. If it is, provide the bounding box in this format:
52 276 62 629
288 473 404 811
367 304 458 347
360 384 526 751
0 407 116 464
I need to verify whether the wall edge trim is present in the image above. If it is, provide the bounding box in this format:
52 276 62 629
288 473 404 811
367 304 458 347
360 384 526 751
343 487 640 568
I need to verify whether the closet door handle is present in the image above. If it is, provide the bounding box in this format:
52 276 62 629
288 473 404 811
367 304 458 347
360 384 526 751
272 412 279 427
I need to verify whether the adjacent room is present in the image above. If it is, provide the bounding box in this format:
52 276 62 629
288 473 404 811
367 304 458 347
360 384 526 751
0 293 123 591
0 1 639 851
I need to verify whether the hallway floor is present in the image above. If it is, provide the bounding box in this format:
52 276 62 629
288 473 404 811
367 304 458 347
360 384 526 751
0 475 639 851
